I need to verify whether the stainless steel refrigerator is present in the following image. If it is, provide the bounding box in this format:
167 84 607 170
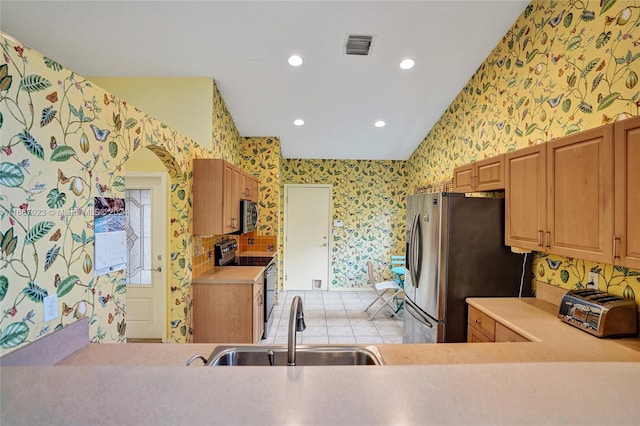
403 192 531 343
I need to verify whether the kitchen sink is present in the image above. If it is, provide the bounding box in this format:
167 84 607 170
206 345 384 366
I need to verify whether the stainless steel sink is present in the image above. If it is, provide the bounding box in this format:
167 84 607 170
206 345 384 366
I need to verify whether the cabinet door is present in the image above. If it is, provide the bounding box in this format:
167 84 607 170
475 155 505 191
615 116 640 269
467 306 496 341
193 159 225 235
547 126 614 263
495 322 528 342
453 164 474 192
248 176 259 203
253 284 264 343
223 163 241 233
193 283 253 343
467 326 493 343
505 144 547 251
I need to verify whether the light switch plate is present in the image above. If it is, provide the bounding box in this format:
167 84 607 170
43 294 58 322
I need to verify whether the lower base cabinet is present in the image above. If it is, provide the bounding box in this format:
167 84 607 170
193 276 264 343
467 305 528 343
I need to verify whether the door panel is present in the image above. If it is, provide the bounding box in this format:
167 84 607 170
125 173 167 340
285 185 330 291
413 193 442 320
505 145 546 251
615 117 640 268
547 125 613 263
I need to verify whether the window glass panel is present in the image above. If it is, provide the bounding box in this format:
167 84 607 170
126 189 152 286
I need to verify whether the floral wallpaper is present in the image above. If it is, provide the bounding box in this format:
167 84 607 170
281 159 408 288
212 81 241 165
238 137 281 236
0 33 242 355
406 0 640 306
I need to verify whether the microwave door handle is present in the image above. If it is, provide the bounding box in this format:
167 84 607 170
405 301 433 328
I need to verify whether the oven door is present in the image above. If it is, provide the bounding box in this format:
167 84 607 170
263 260 276 338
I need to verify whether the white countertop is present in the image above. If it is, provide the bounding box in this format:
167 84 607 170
4 297 640 425
3 362 639 425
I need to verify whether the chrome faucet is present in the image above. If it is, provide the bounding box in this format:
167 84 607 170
287 296 306 366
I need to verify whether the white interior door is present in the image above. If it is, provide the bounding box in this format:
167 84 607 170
285 185 331 291
125 172 167 340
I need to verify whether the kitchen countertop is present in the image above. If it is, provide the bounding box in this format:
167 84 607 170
191 265 264 284
4 297 640 425
4 362 639 425
58 297 639 367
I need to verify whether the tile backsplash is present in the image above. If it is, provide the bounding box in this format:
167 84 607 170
239 232 276 252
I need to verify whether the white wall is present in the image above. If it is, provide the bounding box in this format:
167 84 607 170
89 77 213 150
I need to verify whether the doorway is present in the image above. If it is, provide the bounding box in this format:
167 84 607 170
125 172 167 341
284 184 331 291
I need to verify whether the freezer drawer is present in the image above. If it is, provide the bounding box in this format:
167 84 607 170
402 298 443 344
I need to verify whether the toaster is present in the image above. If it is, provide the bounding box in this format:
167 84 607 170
558 289 638 337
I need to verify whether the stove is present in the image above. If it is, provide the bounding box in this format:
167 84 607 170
214 239 238 266
214 239 275 339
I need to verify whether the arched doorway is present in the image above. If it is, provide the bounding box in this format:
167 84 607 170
124 148 169 342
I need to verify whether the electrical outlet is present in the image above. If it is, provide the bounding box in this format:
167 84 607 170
43 294 58 322
587 271 599 289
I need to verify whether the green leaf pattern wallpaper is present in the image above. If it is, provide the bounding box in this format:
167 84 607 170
0 34 241 355
406 0 639 306
281 159 408 287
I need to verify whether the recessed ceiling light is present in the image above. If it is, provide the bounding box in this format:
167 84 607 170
399 58 415 70
374 120 386 128
293 119 305 126
288 55 303 67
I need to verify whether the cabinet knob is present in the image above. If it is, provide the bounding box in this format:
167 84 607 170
475 319 481 324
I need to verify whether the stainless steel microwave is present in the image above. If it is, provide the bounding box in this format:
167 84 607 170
240 200 258 234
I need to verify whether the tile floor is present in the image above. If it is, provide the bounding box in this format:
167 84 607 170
260 290 403 345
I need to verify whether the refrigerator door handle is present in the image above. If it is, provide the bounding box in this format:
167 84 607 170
406 300 433 328
411 212 422 288
407 212 417 283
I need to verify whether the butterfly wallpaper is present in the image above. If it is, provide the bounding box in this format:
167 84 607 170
406 0 640 306
0 33 249 354
281 159 408 288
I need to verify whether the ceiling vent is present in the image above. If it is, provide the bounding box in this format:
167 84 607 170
345 35 373 56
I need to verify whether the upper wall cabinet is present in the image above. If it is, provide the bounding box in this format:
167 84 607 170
240 172 259 203
504 144 547 252
453 155 505 192
505 125 615 265
193 159 258 235
614 116 640 269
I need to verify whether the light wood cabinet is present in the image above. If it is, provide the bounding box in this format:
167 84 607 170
614 116 640 269
467 305 529 343
505 125 615 264
453 155 505 192
253 285 264 341
239 172 259 202
505 144 547 252
495 322 528 343
193 274 264 343
193 159 259 235
547 125 614 264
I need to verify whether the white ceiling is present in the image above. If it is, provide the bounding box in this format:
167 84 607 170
1 0 528 160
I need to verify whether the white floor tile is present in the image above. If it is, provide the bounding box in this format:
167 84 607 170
382 335 403 344
301 336 329 344
351 325 379 336
376 325 402 336
301 326 328 337
356 336 384 344
328 326 354 337
329 336 357 344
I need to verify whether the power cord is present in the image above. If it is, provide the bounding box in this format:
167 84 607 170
519 252 528 299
